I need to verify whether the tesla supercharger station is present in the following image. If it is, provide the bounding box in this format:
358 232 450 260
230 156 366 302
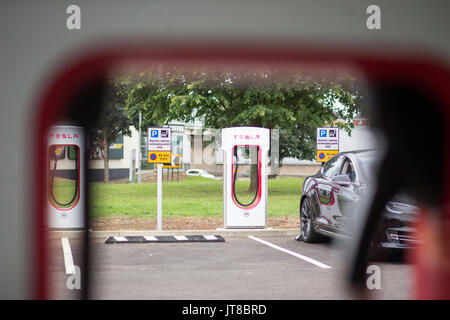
47 125 85 229
222 127 270 228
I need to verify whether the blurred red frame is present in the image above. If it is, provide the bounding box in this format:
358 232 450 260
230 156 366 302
34 41 450 299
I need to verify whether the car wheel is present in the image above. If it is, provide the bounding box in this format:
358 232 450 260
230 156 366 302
300 196 325 243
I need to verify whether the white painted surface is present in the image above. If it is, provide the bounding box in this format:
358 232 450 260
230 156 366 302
61 238 75 275
248 236 332 269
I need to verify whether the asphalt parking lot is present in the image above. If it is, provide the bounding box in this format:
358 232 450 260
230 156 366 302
48 235 413 300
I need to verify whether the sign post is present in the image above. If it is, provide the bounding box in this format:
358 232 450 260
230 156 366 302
316 127 339 162
137 112 142 184
147 127 172 230
157 163 162 230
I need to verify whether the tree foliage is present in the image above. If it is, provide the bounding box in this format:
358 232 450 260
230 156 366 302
119 66 362 162
89 81 132 183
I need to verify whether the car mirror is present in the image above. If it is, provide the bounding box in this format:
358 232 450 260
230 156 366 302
333 174 351 184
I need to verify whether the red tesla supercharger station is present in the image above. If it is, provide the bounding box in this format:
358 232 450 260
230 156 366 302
47 126 85 229
221 127 270 229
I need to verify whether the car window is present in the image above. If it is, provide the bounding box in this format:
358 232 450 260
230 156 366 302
357 153 377 182
323 156 344 179
340 158 357 182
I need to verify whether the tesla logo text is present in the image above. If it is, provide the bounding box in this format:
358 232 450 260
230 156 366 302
66 5 81 30
366 5 381 30
49 133 79 139
233 134 260 140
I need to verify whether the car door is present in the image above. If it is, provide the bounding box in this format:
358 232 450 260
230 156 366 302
313 155 345 233
332 156 362 236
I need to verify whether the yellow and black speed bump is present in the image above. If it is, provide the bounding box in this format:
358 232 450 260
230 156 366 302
105 235 225 244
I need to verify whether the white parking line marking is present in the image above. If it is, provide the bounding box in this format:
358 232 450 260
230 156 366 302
247 236 332 269
61 238 76 275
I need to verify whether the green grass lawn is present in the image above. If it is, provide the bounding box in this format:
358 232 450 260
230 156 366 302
53 176 304 219
49 180 79 209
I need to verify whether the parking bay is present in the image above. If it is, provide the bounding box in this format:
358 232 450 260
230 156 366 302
49 236 413 299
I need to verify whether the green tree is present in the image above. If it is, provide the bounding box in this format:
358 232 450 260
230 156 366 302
89 81 132 183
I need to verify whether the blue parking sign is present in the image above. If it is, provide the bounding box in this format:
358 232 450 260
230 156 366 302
319 129 327 137
151 130 159 138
